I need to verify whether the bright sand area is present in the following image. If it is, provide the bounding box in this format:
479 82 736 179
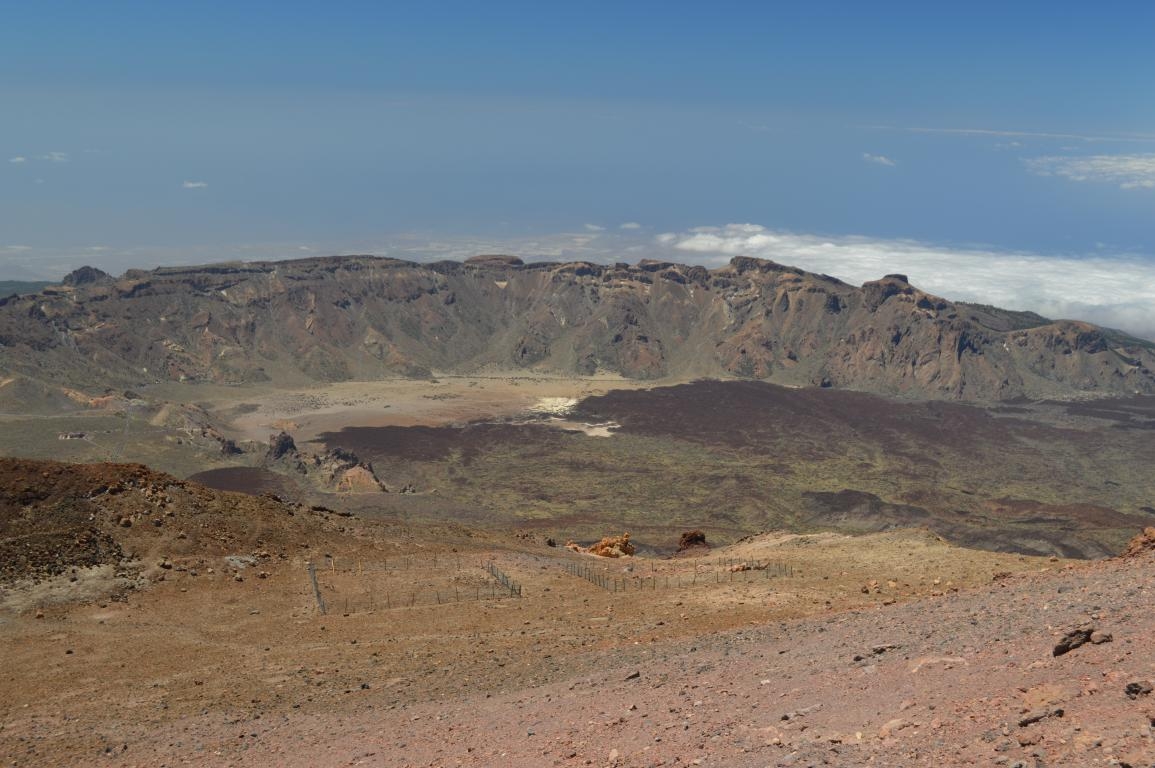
198 373 658 442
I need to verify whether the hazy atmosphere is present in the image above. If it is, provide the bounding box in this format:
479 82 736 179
3 0 1155 338
6 5 1155 767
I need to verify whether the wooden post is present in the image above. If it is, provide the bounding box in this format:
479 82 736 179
307 562 327 616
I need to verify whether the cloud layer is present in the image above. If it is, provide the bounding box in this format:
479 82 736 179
887 126 1155 144
1025 153 1155 190
5 224 1154 341
657 223 1155 340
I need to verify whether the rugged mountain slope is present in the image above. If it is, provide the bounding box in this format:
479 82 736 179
0 457 353 587
1 254 1152 401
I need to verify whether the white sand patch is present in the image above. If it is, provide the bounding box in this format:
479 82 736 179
528 397 578 416
548 419 620 437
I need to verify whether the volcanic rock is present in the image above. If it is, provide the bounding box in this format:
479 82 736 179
567 533 636 558
1053 625 1095 656
678 530 709 552
61 265 112 287
1121 527 1155 558
2 255 1153 402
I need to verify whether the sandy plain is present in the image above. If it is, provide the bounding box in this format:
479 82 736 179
196 374 657 444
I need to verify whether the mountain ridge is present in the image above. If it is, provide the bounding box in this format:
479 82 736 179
0 253 1151 402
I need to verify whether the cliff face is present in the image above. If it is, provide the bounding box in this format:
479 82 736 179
1 254 1152 402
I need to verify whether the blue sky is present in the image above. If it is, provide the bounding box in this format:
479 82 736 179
3 1 1155 335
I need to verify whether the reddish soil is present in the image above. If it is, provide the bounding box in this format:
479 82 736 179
248 554 1154 768
67 551 1155 767
3 458 1155 767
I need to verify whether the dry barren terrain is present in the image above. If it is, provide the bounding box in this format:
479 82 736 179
3 472 1153 767
3 374 1155 767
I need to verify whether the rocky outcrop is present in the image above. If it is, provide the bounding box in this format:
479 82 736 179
61 265 112 287
678 530 708 551
314 447 388 493
1121 527 1155 558
262 432 386 492
264 431 308 474
566 532 636 558
1 255 1153 402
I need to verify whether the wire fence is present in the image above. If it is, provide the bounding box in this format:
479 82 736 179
486 561 522 597
306 553 798 615
563 557 794 592
306 555 522 615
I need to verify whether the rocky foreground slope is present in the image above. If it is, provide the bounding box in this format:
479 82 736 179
280 531 1154 768
2 455 1152 766
1 254 1152 402
0 457 355 589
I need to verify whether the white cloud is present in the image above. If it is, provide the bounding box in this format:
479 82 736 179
182 180 208 189
656 223 1155 340
8 156 26 164
619 222 642 230
862 152 896 167
583 223 605 232
888 126 1155 144
38 151 69 163
8 225 1155 341
1024 153 1155 190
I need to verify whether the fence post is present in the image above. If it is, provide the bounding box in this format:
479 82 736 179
308 562 327 616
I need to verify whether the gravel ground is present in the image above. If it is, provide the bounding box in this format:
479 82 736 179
234 548 1154 767
6 549 1150 767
